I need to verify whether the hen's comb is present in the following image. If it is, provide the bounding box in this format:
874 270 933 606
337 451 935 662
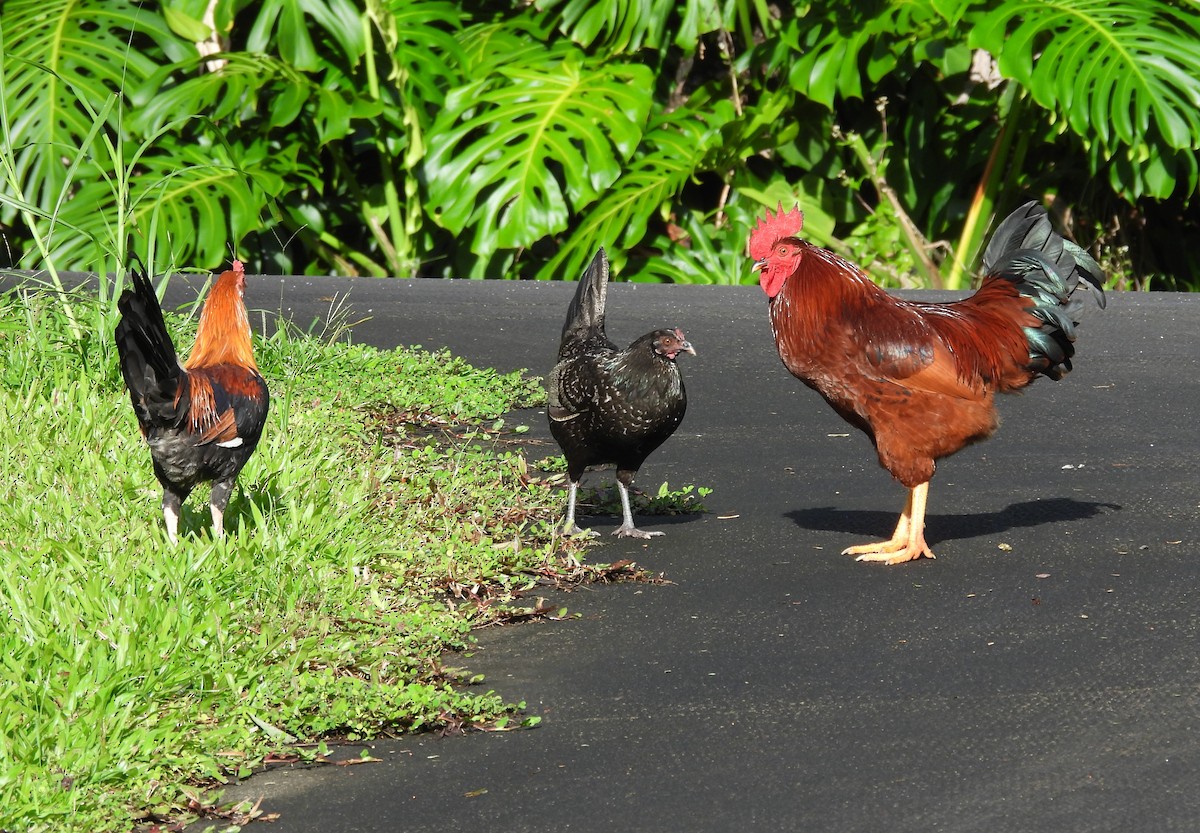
749 202 804 261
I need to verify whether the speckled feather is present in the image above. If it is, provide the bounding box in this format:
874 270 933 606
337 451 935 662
547 248 688 483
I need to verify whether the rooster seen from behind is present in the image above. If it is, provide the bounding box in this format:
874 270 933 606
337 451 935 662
751 201 1105 564
547 248 695 538
115 261 269 543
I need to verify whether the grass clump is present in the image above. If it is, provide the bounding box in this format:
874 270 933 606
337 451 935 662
0 287 557 832
533 455 713 517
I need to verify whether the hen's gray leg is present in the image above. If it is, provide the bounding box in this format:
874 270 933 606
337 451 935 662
612 478 662 539
561 481 597 537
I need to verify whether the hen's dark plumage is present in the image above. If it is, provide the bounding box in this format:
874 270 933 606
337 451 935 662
547 248 694 538
116 262 269 543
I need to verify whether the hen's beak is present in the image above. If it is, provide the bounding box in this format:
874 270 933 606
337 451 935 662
751 259 766 273
673 327 696 356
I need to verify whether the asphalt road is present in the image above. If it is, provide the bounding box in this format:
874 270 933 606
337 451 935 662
173 276 1200 833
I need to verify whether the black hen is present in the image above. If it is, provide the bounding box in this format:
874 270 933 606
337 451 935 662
547 248 694 538
115 261 269 543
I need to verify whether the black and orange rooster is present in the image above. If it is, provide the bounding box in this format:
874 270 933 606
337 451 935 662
547 248 694 538
115 261 269 543
751 201 1105 564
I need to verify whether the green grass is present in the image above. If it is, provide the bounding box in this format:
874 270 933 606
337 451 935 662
0 286 569 831
533 455 714 517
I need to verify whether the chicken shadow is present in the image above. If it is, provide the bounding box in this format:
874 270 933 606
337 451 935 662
227 478 283 535
575 484 709 528
786 497 1121 545
176 478 282 541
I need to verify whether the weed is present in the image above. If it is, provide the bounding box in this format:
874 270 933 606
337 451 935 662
531 456 713 516
570 480 714 517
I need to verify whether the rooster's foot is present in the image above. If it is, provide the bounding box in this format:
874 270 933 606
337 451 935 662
842 539 935 565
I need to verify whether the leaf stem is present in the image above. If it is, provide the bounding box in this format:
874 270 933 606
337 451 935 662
947 84 1026 290
362 12 408 276
836 124 941 288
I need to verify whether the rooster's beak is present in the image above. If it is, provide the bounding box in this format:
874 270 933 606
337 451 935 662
751 259 766 273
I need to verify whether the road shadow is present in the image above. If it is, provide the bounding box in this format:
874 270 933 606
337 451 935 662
786 497 1121 544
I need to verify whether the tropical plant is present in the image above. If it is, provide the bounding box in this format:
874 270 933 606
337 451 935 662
1 0 1198 288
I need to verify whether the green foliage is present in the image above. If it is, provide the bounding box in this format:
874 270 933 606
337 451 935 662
538 0 678 52
0 287 556 831
577 480 713 517
424 47 654 256
245 0 366 69
535 0 746 53
971 0 1200 199
3 0 1200 288
536 107 734 282
1 0 178 214
641 481 713 515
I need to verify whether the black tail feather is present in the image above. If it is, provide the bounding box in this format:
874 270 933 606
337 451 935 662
115 261 187 427
559 248 610 351
982 202 1106 381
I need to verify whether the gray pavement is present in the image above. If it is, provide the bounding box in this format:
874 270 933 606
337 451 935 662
180 277 1200 832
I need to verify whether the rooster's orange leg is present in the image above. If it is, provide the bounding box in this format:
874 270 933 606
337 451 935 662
842 482 936 565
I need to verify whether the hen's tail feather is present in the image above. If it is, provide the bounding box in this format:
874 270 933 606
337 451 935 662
115 260 188 427
982 202 1106 381
560 248 609 349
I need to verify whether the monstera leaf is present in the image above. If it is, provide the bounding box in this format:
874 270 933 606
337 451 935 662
0 0 185 222
457 21 560 75
784 2 965 108
423 47 653 255
534 103 732 281
533 0 680 52
132 53 383 147
533 0 769 54
971 0 1200 197
46 141 289 270
374 0 465 107
245 0 365 71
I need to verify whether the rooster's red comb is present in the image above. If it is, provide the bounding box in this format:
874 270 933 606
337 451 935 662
748 203 804 261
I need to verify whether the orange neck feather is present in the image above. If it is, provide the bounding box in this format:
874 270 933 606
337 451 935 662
185 263 259 371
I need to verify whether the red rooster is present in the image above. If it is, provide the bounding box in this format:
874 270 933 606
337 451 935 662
751 202 1105 564
115 261 269 543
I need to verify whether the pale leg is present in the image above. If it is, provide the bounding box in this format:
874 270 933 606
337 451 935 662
561 481 597 537
612 480 663 539
162 492 182 544
842 482 936 565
